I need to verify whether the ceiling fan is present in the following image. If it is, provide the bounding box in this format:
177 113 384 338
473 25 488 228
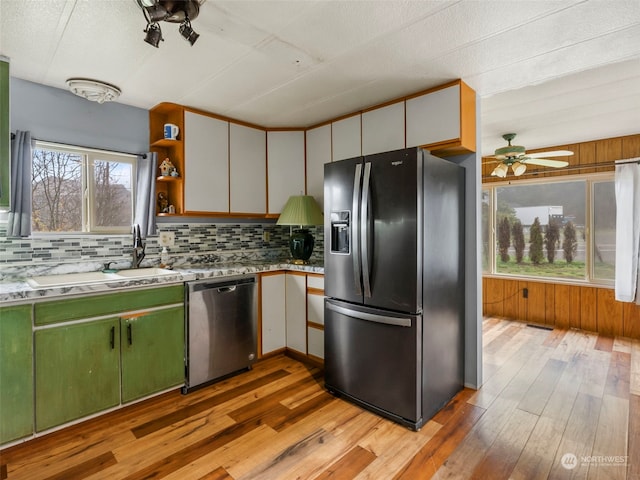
486 133 573 178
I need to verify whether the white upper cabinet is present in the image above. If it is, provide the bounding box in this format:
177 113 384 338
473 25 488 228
406 84 461 149
305 124 331 209
267 131 305 215
184 112 229 212
184 111 229 213
229 123 266 214
332 115 361 161
361 102 405 156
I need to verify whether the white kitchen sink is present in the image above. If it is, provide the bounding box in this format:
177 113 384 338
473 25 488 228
27 271 121 287
114 268 176 278
27 268 177 287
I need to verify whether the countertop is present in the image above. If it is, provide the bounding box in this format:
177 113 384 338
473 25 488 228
0 262 324 305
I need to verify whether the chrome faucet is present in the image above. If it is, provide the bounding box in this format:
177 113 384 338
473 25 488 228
132 224 145 268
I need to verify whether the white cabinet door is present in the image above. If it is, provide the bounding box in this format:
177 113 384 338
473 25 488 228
361 102 405 156
332 115 361 161
405 84 461 148
230 123 266 214
285 273 306 354
261 274 286 355
184 111 229 213
267 131 305 215
307 327 324 359
305 124 331 209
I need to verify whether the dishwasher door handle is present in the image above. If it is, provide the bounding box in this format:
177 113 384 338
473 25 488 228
217 286 237 293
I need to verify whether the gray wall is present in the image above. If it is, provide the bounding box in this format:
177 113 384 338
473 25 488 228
10 78 148 154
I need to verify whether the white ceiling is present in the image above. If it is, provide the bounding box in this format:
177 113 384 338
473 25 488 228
1 0 639 155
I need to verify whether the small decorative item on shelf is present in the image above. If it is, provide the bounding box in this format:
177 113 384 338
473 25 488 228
157 192 169 213
170 166 180 177
159 158 175 177
168 205 176 214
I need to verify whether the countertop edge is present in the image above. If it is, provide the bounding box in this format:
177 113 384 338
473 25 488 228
0 263 324 305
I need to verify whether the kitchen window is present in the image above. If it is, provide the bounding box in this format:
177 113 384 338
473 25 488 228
482 173 615 285
32 141 136 234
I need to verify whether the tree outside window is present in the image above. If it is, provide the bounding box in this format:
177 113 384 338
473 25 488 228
32 143 135 233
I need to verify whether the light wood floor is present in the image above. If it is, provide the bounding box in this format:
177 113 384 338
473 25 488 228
1 317 639 480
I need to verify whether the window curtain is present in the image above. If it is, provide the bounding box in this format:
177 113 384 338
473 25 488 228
134 151 157 238
614 159 640 303
7 130 34 237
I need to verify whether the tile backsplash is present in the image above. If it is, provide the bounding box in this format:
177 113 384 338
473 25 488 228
0 223 324 279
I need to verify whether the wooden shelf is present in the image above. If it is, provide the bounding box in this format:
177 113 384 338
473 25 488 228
156 176 181 182
151 138 182 148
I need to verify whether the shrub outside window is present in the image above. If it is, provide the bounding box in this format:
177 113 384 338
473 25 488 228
32 142 136 234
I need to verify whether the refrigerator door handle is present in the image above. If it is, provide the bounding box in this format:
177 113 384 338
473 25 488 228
352 163 363 295
326 301 412 327
361 161 372 298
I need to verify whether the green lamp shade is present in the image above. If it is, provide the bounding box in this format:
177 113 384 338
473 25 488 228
277 195 324 264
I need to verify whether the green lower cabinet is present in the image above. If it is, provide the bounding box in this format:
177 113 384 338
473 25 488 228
121 306 185 403
0 305 33 444
35 318 120 432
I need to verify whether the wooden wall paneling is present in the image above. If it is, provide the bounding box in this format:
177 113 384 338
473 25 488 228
484 278 505 318
595 137 622 173
596 288 623 337
503 280 520 320
578 141 597 175
554 284 571 329
623 303 640 339
622 135 640 158
544 284 556 326
526 282 547 324
568 285 583 330
580 287 598 333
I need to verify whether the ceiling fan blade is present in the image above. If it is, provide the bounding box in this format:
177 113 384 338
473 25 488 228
522 158 569 168
527 150 574 158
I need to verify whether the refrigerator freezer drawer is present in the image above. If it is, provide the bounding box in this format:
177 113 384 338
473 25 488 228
324 299 422 427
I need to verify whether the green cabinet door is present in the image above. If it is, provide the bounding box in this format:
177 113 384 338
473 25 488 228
121 306 185 403
0 305 33 444
35 318 120 431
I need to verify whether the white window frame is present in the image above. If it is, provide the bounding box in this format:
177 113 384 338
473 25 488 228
483 172 615 287
33 141 137 234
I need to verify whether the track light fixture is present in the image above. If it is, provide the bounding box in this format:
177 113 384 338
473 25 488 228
136 0 204 47
144 22 163 48
179 19 200 46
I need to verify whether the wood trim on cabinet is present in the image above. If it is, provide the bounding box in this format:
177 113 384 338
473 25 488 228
307 321 324 331
307 287 325 296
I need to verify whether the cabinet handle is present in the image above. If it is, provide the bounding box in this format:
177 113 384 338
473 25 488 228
127 323 133 345
110 326 115 349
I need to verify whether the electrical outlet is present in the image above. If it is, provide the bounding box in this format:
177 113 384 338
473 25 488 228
158 231 175 247
523 288 528 299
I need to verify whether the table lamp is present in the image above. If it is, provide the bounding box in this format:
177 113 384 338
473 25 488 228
277 195 324 264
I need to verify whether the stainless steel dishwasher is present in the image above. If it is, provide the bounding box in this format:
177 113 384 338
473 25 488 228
183 275 257 393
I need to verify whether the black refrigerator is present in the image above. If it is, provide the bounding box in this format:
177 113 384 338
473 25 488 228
324 147 464 431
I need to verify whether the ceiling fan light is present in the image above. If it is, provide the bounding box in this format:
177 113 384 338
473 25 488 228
512 161 527 176
491 163 508 178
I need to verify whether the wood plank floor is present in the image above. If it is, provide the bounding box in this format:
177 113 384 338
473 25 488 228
1 317 639 479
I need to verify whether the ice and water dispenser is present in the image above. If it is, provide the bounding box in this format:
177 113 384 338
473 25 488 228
330 211 350 254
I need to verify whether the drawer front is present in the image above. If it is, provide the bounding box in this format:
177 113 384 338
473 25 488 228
35 285 184 325
307 275 324 290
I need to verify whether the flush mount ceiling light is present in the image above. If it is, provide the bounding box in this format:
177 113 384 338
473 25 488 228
136 0 205 47
66 78 121 104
